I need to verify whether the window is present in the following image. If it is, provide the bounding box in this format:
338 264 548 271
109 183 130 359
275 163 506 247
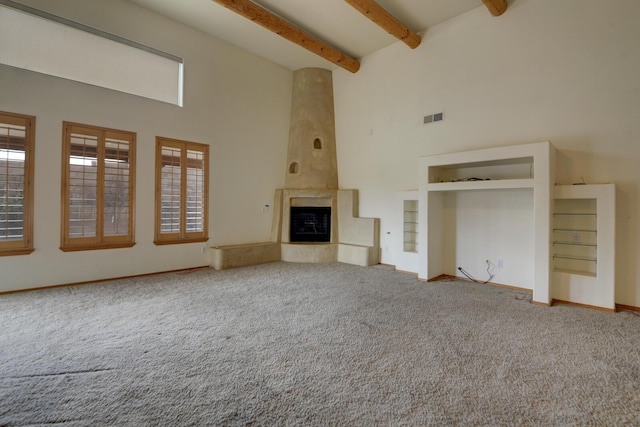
0 3 183 106
61 122 135 251
0 111 35 256
155 137 208 245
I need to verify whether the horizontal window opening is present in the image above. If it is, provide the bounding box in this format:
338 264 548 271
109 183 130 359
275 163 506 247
0 1 184 106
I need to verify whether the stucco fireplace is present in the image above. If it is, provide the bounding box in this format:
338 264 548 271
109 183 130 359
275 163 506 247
211 68 379 269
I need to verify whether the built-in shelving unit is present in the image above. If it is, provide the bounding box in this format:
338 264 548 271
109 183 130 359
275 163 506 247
403 200 418 253
552 185 615 310
552 203 598 276
396 191 419 273
418 141 555 304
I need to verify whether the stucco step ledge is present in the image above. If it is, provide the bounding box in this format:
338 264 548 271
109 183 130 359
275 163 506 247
210 242 281 270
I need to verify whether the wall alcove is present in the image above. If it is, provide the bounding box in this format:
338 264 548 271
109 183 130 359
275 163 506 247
418 141 556 305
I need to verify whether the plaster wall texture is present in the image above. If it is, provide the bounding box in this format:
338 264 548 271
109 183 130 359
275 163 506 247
285 68 338 190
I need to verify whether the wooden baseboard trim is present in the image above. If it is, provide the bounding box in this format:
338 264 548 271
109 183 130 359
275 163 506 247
429 273 533 293
615 303 640 312
480 280 532 293
551 299 617 313
0 265 210 295
531 300 552 307
427 273 453 282
395 268 419 276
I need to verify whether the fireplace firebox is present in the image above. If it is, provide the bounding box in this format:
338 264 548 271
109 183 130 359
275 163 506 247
290 207 331 243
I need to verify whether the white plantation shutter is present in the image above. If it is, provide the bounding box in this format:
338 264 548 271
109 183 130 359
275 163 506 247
103 138 131 237
68 133 98 238
186 149 205 233
160 147 182 234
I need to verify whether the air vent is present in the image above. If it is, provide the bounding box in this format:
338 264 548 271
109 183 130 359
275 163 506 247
424 112 444 124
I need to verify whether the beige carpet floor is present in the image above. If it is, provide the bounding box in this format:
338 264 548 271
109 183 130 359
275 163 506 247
1 262 639 426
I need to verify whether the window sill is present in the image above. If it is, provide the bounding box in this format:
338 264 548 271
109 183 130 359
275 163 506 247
59 242 136 252
154 237 209 246
0 247 35 257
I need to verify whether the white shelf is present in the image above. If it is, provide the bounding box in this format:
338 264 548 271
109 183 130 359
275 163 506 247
427 178 534 192
554 268 597 278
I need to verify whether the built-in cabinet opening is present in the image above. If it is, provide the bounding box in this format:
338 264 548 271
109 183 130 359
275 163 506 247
403 200 418 253
428 156 534 187
553 198 597 277
419 141 554 304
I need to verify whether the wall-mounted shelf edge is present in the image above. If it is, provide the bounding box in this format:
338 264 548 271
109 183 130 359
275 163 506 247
553 255 597 262
427 178 534 192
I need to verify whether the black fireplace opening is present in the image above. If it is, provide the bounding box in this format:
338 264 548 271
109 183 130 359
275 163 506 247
290 206 331 243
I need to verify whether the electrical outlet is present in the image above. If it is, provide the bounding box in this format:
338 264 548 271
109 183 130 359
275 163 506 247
201 245 207 253
572 233 580 244
498 259 503 268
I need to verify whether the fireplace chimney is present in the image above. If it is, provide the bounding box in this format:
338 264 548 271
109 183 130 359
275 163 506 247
285 68 338 190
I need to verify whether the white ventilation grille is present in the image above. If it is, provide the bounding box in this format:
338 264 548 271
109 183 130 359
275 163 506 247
424 112 444 124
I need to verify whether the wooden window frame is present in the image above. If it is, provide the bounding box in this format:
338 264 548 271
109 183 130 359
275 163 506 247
0 111 35 256
60 122 136 251
154 137 209 245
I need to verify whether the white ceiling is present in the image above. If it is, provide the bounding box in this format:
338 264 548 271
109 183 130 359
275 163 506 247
128 0 483 71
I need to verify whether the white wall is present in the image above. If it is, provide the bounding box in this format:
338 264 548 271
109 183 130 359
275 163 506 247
334 0 640 306
0 0 291 291
441 190 535 289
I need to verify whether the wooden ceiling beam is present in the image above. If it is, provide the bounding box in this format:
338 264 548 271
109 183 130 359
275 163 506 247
344 0 421 49
482 0 508 16
210 0 360 73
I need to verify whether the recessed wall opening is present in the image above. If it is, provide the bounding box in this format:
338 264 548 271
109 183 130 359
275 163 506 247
290 206 331 243
439 189 534 289
429 156 534 183
313 138 322 149
288 162 299 174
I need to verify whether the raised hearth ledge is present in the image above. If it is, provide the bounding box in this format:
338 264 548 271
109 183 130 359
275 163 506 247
210 242 378 270
210 189 380 270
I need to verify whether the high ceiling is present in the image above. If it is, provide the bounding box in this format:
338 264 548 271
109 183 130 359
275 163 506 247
128 0 484 71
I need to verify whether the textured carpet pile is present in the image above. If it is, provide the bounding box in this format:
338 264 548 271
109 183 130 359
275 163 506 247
1 262 639 425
